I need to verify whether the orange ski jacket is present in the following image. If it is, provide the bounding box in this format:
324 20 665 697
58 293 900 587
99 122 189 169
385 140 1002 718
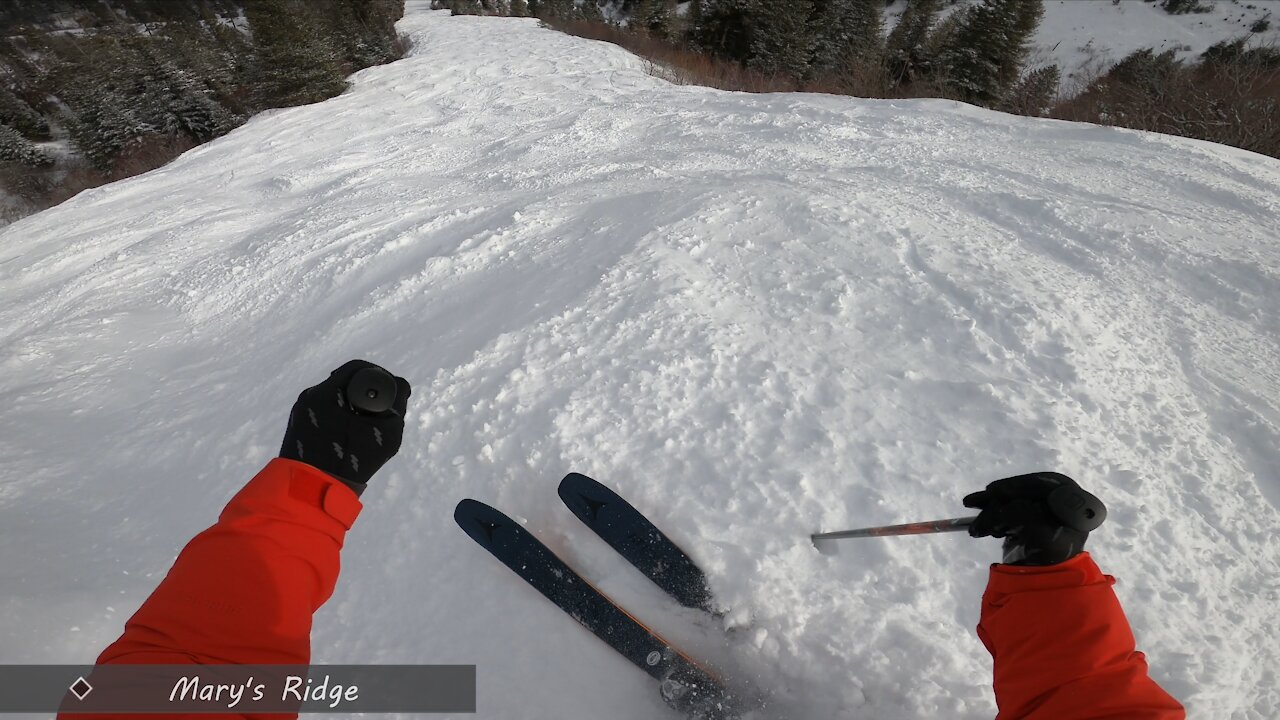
58 459 359 719
978 552 1185 719
88 458 361 668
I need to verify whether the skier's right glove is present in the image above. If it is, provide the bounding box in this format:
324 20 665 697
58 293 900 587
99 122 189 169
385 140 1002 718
963 472 1107 566
279 359 411 496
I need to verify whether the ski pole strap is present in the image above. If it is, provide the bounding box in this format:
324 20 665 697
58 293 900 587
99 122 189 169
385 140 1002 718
811 516 976 542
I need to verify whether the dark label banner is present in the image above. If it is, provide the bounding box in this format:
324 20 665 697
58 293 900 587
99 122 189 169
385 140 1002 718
0 665 476 714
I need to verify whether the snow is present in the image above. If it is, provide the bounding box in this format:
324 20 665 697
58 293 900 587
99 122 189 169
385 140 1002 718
887 0 1280 93
1036 0 1280 91
2 2 1279 719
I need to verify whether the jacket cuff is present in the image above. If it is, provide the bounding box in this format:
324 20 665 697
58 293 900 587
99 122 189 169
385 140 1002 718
229 458 364 532
986 552 1109 595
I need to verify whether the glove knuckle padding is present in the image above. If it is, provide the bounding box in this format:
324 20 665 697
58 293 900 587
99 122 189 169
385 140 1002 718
279 362 409 488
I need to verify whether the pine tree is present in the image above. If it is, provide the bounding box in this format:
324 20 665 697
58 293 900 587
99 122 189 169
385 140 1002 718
633 0 677 38
63 90 152 171
744 0 814 77
0 88 50 140
885 0 943 85
125 37 237 141
691 0 753 61
936 0 1044 106
537 0 565 18
1000 63 1059 115
0 122 53 167
807 0 883 78
1107 47 1182 96
331 0 405 67
580 0 604 21
245 0 347 107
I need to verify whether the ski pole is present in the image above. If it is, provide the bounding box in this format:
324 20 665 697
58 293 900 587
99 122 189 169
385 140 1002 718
810 516 976 555
811 484 1106 554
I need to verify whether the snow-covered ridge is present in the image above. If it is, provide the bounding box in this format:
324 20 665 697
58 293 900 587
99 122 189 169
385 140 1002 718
2 3 1278 719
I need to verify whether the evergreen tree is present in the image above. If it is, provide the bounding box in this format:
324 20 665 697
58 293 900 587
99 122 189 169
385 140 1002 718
331 0 405 67
1107 47 1182 96
1000 63 1059 115
691 0 754 62
885 0 943 85
63 89 152 171
935 0 1044 106
807 0 883 78
127 37 238 141
633 0 677 38
245 0 346 107
0 122 53 166
743 0 814 77
580 0 604 21
534 0 599 19
0 87 50 140
1160 0 1213 14
536 0 568 18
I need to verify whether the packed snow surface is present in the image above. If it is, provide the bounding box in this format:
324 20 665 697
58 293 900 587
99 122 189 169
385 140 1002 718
2 3 1279 719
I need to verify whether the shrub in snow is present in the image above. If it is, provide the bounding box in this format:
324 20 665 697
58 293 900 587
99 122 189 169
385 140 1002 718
1055 43 1280 159
1161 0 1214 15
1202 37 1280 69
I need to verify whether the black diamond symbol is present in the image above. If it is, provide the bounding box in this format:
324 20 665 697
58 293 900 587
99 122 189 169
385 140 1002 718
70 677 93 700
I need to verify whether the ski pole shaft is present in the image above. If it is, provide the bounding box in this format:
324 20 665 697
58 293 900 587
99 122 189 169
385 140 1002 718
811 516 976 543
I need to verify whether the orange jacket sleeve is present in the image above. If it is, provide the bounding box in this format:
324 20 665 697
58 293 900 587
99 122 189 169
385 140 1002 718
93 458 362 666
976 552 1185 719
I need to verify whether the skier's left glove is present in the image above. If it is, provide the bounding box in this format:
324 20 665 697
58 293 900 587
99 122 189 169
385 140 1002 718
279 359 411 496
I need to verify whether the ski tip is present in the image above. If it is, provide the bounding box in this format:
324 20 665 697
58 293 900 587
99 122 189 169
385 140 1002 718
558 471 600 493
454 498 486 522
454 498 515 549
557 472 616 511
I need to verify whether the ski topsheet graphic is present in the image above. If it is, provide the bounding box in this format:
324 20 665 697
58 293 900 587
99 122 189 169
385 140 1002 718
455 484 740 719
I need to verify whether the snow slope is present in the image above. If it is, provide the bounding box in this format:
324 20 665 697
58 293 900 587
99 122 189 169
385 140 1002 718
2 3 1279 718
1034 0 1280 90
887 0 1280 93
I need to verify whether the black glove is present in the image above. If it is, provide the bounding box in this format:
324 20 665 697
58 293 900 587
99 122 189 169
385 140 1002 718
279 360 411 495
963 472 1106 566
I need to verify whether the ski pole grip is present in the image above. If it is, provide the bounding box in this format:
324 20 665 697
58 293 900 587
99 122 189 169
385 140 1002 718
347 366 398 414
1047 485 1107 532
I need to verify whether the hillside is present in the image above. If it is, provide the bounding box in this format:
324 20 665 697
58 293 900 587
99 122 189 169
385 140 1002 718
0 0 404 224
1014 0 1280 91
2 3 1278 719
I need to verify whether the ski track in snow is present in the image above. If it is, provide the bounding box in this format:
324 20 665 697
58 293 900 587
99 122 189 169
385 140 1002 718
2 4 1279 719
